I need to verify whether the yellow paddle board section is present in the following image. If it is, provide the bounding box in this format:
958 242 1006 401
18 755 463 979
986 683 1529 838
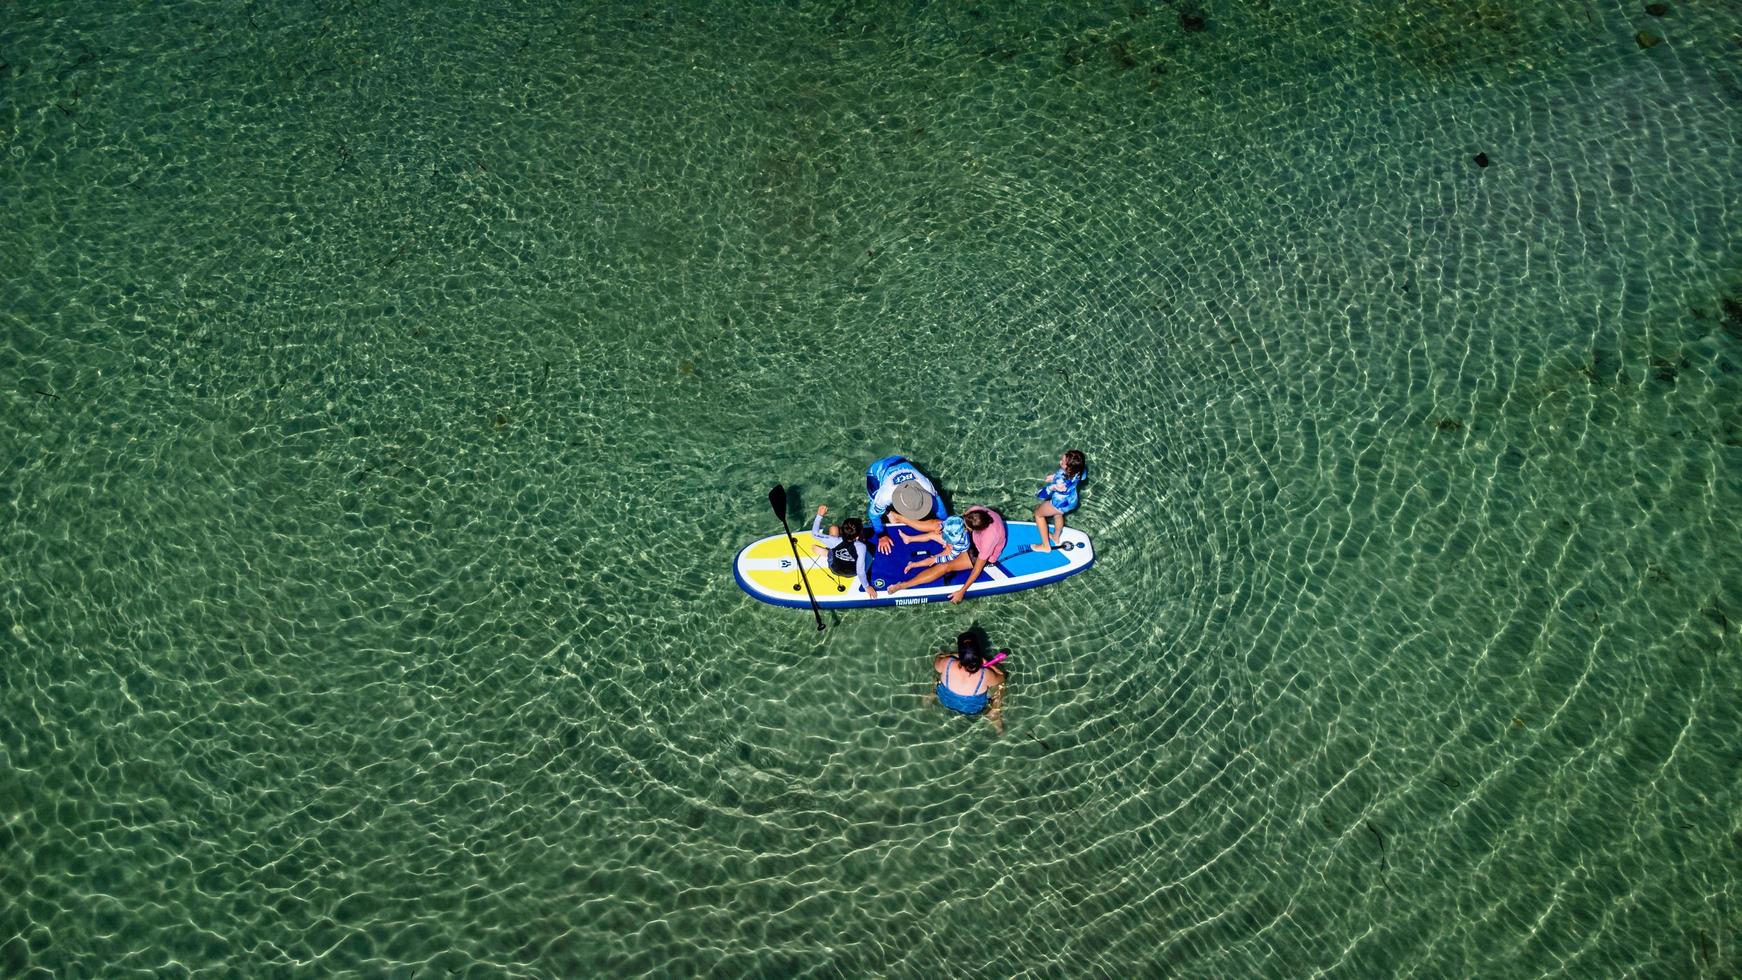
737 533 854 597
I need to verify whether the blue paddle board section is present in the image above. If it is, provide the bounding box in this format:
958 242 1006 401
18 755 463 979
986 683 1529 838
869 519 1066 590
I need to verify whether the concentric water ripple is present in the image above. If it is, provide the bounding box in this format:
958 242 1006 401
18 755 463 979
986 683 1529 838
3 1 1739 976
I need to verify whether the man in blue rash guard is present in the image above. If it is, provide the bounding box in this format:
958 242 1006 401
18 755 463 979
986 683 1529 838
864 455 946 555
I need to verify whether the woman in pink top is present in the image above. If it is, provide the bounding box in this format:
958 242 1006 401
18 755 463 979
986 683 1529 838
885 505 1006 604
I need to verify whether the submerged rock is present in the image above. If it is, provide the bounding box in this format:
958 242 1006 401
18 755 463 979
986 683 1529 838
1109 38 1138 70
1720 296 1742 341
1180 10 1206 33
1645 3 1669 17
1473 152 1491 168
1637 31 1662 48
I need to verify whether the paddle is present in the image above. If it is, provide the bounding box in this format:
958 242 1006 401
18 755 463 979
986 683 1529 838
767 485 825 632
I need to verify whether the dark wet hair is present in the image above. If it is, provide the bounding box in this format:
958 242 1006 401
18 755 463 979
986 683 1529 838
1062 449 1086 478
962 509 992 531
955 630 985 671
838 517 864 542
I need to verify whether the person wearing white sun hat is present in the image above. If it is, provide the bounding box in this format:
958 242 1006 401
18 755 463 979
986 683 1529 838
864 454 946 555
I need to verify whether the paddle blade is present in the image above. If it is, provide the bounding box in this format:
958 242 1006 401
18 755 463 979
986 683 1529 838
768 484 787 521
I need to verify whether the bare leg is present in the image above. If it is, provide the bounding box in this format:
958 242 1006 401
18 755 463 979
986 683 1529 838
1051 513 1065 546
1033 502 1060 551
886 554 971 593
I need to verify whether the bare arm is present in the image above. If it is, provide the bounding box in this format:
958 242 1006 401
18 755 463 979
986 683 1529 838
857 542 876 597
986 683 1005 735
950 555 992 603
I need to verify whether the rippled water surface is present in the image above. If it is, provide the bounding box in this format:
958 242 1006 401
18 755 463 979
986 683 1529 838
4 1 1740 975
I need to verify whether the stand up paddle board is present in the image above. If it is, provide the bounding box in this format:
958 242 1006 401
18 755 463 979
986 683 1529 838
734 519 1094 609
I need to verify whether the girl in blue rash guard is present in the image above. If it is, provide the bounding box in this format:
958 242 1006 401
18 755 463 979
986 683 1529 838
1032 448 1086 553
895 514 971 576
810 506 877 598
864 455 945 553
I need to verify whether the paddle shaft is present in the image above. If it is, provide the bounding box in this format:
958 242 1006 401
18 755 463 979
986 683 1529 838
768 486 825 631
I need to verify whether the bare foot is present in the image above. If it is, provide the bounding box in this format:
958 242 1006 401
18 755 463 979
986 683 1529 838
1034 541 1052 553
885 580 909 595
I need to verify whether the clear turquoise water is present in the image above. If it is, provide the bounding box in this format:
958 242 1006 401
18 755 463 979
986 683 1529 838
3 1 1740 975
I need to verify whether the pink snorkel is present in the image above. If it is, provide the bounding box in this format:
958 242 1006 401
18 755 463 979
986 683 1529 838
983 650 1008 668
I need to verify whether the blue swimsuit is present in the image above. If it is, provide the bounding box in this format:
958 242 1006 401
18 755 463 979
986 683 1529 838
936 658 989 715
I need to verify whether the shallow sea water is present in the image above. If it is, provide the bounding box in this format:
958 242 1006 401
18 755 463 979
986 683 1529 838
3 1 1740 975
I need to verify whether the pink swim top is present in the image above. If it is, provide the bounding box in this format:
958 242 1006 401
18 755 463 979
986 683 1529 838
965 506 1006 563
